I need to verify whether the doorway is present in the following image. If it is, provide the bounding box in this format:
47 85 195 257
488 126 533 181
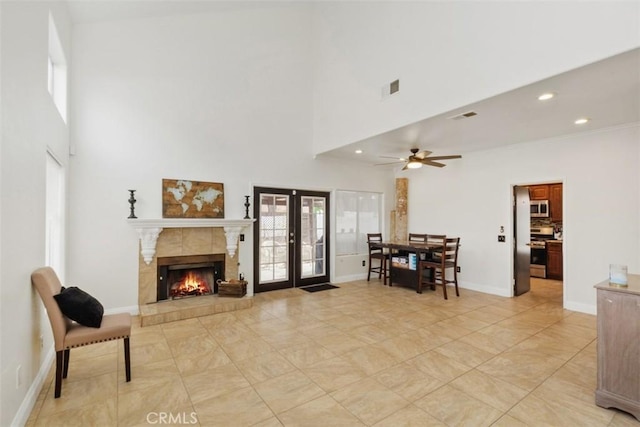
513 182 564 300
253 187 330 292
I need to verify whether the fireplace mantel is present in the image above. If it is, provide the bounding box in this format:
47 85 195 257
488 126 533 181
128 218 254 264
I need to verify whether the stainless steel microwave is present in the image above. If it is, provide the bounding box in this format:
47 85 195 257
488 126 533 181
530 200 549 218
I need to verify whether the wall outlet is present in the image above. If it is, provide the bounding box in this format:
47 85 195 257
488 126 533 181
498 235 506 242
362 260 366 267
456 266 461 273
16 365 21 389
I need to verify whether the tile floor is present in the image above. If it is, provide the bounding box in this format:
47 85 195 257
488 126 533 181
26 279 639 426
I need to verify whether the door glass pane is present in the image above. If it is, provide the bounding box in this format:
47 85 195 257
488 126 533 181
301 196 325 278
259 194 289 283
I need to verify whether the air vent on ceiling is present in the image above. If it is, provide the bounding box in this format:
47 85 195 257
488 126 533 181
448 111 478 121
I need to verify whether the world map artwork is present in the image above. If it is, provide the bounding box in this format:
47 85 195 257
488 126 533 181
162 179 225 218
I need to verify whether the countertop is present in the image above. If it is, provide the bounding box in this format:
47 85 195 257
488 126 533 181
594 274 640 296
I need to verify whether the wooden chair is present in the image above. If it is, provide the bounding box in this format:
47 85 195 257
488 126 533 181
408 233 427 243
367 233 389 285
425 234 447 244
31 267 132 398
419 237 461 299
421 234 446 262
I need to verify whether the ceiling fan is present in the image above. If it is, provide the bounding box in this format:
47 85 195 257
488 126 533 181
376 148 462 170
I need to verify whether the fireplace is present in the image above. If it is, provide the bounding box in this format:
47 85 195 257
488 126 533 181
157 254 225 301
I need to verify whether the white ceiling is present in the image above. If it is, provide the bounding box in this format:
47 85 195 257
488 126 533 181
65 2 640 168
319 47 640 167
66 0 266 24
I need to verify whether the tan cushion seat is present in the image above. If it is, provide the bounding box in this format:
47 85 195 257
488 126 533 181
64 312 131 348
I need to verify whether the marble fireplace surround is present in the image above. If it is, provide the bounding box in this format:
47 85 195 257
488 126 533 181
128 219 254 325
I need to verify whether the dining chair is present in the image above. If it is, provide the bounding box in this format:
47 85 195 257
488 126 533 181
419 237 461 299
31 267 132 398
367 233 389 285
422 234 446 261
408 233 427 243
425 234 447 244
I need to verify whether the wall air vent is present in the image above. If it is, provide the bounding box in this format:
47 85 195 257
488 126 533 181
390 79 399 94
381 79 400 100
448 111 478 121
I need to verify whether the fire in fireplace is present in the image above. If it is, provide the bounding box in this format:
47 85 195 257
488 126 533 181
170 270 212 298
157 254 224 301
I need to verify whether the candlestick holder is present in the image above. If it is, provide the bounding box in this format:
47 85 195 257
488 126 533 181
244 196 251 219
128 190 137 219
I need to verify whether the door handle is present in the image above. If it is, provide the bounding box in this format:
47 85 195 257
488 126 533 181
525 243 531 246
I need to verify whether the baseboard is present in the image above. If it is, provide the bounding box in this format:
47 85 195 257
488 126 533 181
104 305 139 316
333 273 367 283
564 301 596 315
11 346 54 427
459 280 511 297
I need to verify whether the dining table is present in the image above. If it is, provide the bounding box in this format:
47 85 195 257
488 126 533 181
370 239 447 293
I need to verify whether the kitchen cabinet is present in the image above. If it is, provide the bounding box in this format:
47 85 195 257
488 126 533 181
549 183 563 222
546 241 562 280
529 184 549 200
594 277 640 421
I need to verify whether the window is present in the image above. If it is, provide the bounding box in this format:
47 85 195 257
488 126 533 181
46 151 65 275
335 190 382 255
48 12 67 123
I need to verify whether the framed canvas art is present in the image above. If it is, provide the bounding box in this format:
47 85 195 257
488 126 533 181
162 179 224 218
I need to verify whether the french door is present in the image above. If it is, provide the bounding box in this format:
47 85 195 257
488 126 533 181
253 187 330 292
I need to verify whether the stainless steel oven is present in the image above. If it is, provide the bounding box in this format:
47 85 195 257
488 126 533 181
530 226 554 278
530 242 547 278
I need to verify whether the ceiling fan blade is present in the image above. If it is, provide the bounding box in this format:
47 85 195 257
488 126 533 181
421 160 446 168
379 155 405 160
374 161 404 166
426 155 462 161
414 150 432 159
401 164 409 171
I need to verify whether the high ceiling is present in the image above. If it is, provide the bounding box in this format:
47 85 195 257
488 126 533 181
66 0 261 24
319 47 640 168
65 2 640 169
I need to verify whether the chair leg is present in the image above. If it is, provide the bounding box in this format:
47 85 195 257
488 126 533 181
382 259 387 286
62 349 70 379
124 338 131 382
386 259 390 286
366 257 371 281
441 272 448 300
454 269 460 297
54 350 63 398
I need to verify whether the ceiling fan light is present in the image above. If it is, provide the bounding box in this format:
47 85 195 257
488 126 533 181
538 92 555 101
407 161 422 169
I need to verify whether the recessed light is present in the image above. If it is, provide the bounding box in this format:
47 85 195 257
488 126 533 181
538 92 555 101
574 118 590 125
355 149 363 154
